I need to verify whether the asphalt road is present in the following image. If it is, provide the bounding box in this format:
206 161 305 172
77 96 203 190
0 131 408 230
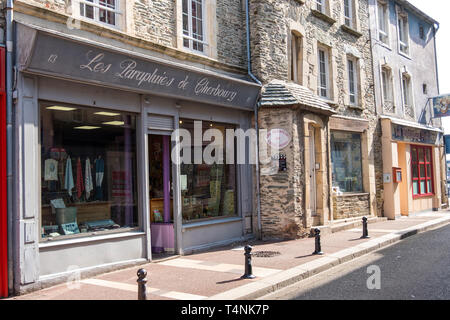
261 224 450 300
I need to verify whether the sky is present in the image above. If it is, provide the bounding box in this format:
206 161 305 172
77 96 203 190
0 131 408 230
407 0 450 133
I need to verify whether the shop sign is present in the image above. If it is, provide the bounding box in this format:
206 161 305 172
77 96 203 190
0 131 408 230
432 94 450 118
391 124 439 145
22 31 260 110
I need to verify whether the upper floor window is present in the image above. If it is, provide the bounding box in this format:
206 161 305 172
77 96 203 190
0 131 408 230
377 1 389 45
80 0 118 26
398 14 410 55
182 0 205 53
347 57 358 105
344 0 354 28
290 33 303 85
381 66 394 113
316 0 327 14
402 72 414 118
318 46 330 99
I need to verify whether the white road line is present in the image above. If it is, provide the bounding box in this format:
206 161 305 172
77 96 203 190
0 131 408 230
158 258 281 277
80 279 207 300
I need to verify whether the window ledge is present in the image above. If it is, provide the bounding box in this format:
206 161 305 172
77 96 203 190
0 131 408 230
182 217 242 231
341 24 363 38
310 9 336 25
334 192 369 197
39 230 146 249
413 194 435 199
347 104 364 111
398 50 412 60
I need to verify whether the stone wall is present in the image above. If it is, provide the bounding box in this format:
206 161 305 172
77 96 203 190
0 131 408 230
333 194 371 220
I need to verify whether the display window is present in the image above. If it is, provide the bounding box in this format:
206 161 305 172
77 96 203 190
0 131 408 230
179 119 237 222
39 102 139 241
330 131 363 193
411 145 434 197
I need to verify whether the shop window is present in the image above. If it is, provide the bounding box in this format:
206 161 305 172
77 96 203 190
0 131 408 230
79 0 119 27
411 146 434 197
40 103 138 241
179 119 237 222
377 0 389 45
331 131 363 193
182 0 205 53
290 32 303 85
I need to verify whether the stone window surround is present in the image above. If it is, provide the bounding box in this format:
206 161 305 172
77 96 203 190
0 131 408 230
379 57 396 114
71 0 126 31
176 0 218 60
329 116 377 218
341 0 361 35
310 0 336 24
343 54 365 109
288 22 308 86
313 41 339 106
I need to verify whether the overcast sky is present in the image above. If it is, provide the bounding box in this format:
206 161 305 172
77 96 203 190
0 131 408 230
406 0 450 133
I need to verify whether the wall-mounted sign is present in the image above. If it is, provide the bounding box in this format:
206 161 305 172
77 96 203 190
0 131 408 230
21 29 260 110
266 129 291 150
444 135 450 154
391 124 440 146
432 94 450 118
272 154 287 172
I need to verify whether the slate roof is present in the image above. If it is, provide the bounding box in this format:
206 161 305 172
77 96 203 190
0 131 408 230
260 80 336 115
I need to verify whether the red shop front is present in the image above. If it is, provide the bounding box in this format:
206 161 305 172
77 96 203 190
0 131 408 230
0 46 8 298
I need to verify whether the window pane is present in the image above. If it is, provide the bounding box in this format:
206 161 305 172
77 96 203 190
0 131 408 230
179 120 237 222
40 103 138 241
425 148 431 162
420 181 426 194
419 164 425 178
411 147 417 161
413 181 419 195
331 131 363 193
427 180 432 193
426 164 432 177
418 148 424 162
412 164 418 178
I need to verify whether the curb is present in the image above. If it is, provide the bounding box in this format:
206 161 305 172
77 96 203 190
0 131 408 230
207 215 450 300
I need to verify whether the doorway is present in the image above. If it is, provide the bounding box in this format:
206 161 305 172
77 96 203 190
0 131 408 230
148 134 175 257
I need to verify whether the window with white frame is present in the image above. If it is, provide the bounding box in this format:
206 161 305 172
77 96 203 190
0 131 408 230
318 46 330 99
316 0 327 14
381 66 394 113
344 0 354 28
79 0 119 26
347 57 358 105
402 72 414 116
398 13 410 55
290 33 303 85
182 0 205 53
377 1 389 45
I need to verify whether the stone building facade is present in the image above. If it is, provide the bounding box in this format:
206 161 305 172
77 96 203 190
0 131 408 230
250 0 381 239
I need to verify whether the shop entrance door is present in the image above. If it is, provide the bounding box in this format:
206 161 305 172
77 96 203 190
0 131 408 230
148 134 175 257
309 127 317 217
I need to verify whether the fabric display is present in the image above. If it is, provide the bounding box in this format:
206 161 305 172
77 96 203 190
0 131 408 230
95 157 105 201
64 156 75 196
76 157 84 199
44 159 59 181
85 157 94 199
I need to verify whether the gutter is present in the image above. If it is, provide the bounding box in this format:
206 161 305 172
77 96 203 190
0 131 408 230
245 0 263 239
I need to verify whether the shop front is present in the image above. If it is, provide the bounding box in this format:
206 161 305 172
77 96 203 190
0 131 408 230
381 116 445 218
14 24 259 292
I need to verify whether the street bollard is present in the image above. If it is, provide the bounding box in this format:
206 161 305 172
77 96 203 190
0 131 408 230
137 268 148 300
312 228 324 255
361 217 370 239
241 245 256 279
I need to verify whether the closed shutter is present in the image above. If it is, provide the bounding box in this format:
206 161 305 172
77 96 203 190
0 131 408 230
147 114 174 132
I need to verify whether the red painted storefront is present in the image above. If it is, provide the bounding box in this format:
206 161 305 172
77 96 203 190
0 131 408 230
0 46 8 298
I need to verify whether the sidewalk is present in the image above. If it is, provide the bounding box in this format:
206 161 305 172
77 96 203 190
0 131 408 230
9 210 450 300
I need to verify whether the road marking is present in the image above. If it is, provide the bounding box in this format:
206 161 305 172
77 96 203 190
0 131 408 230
80 279 206 300
158 258 281 277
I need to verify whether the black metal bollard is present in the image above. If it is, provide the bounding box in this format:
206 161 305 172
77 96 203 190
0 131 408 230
241 245 256 279
361 217 370 239
312 228 324 255
137 268 148 300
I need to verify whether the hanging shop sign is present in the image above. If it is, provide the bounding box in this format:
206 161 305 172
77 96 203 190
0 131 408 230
391 123 440 146
20 29 260 110
432 94 450 118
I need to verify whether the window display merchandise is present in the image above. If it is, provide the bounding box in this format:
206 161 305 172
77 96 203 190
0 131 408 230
40 103 138 241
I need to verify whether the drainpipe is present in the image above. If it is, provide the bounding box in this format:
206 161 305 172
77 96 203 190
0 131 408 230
5 0 14 296
245 0 263 239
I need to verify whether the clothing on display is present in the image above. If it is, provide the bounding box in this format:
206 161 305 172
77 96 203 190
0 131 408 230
44 159 59 181
64 156 74 196
76 157 84 199
95 156 105 201
85 157 94 199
